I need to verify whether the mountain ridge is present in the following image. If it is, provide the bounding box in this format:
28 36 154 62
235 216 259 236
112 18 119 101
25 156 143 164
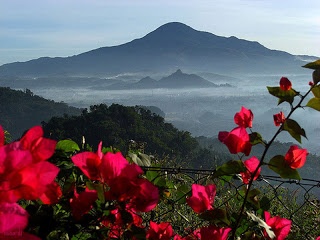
106 69 223 90
0 22 314 77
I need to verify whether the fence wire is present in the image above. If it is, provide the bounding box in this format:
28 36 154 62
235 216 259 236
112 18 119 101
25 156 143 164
141 166 320 240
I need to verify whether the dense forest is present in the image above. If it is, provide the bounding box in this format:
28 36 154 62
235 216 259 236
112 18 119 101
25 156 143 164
42 103 230 168
0 87 81 139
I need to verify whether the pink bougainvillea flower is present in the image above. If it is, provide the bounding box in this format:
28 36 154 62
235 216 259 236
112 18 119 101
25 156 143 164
0 126 59 203
39 181 62 204
0 128 59 203
218 127 252 156
273 111 286 127
70 187 98 221
19 125 57 163
0 202 28 235
72 142 159 212
240 156 261 184
186 184 216 214
264 211 291 240
200 225 231 240
0 202 40 240
102 206 143 239
0 161 60 203
234 106 253 128
279 77 292 91
284 145 308 169
146 221 174 240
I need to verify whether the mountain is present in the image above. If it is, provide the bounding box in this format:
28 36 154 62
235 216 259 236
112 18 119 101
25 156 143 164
0 22 314 77
157 69 219 88
107 69 221 90
0 87 81 139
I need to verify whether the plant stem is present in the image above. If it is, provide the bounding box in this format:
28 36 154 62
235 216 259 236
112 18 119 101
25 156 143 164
231 85 313 239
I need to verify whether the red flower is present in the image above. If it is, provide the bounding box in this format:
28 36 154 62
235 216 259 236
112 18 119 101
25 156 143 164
146 221 174 240
70 187 98 221
186 184 216 214
40 181 62 204
284 145 308 169
234 106 253 128
102 207 143 239
72 142 159 212
199 225 231 240
19 126 56 163
273 112 286 126
309 81 314 86
218 127 252 156
240 156 261 184
264 211 291 240
0 126 59 203
0 202 40 240
279 77 292 91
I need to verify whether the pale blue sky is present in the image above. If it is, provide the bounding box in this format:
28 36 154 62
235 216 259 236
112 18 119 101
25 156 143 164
1 0 319 65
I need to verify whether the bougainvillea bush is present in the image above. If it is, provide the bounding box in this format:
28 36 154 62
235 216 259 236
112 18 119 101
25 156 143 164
0 60 320 239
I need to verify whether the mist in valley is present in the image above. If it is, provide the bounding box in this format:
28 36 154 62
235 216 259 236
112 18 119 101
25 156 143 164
11 71 319 156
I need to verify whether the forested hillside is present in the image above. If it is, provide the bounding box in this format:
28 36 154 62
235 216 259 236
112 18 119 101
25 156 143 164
0 87 81 139
42 103 229 168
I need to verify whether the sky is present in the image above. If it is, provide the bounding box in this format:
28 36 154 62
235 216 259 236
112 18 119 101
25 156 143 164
1 0 319 65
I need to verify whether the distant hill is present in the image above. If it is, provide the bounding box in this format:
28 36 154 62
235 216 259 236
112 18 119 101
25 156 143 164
0 87 82 139
0 22 314 77
107 69 225 90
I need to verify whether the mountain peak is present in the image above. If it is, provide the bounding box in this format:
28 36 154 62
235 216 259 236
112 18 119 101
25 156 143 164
153 22 195 33
142 22 200 43
174 69 183 75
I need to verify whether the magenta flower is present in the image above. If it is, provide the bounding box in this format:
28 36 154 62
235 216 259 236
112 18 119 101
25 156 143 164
240 156 261 184
279 77 292 91
264 211 291 240
0 202 40 240
72 142 159 212
146 221 174 240
284 145 308 169
218 127 252 156
0 126 60 203
234 106 253 128
186 184 216 214
200 225 231 240
273 111 286 126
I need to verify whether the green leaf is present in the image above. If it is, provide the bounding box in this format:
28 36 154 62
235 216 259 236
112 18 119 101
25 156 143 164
302 59 320 70
175 184 190 204
56 140 80 153
311 85 320 98
266 86 297 104
247 188 261 209
213 160 246 178
306 97 320 111
146 170 159 182
200 208 230 225
268 155 301 180
249 132 264 145
283 119 307 143
260 196 271 211
128 152 151 166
